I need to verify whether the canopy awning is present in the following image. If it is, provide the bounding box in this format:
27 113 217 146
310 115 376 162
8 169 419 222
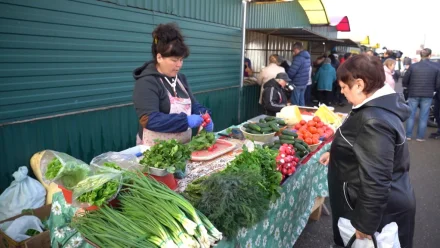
336 16 350 32
247 28 341 42
298 0 329 25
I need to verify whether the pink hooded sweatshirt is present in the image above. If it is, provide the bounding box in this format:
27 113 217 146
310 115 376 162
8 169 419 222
384 65 395 90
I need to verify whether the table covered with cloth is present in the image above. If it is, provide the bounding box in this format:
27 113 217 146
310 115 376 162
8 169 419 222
47 140 330 248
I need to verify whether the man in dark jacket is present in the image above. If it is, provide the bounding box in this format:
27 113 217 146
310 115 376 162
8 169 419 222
287 42 311 106
428 57 440 139
403 48 440 141
262 73 289 116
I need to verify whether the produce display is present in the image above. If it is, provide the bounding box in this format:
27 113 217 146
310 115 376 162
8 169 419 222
188 130 216 152
140 139 191 173
276 105 303 126
242 116 286 134
293 116 334 144
314 105 342 126
73 173 222 248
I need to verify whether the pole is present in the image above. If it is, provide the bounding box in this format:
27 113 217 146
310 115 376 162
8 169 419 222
238 0 247 123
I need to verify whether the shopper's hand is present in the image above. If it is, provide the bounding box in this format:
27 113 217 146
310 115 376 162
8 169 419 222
319 152 330 165
187 115 204 128
355 229 372 240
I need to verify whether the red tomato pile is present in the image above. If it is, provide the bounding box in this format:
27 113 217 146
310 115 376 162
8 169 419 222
293 116 334 145
276 144 300 180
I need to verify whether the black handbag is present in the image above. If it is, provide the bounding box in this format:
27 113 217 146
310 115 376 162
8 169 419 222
345 234 378 248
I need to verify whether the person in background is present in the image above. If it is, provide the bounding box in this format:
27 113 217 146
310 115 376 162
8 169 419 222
133 23 213 146
278 55 291 74
429 57 440 139
315 58 336 106
320 54 415 248
305 66 313 106
258 54 286 104
261 73 290 116
382 50 396 63
403 48 440 141
383 58 397 89
244 57 253 77
330 53 343 106
287 42 311 106
340 53 352 64
366 50 375 57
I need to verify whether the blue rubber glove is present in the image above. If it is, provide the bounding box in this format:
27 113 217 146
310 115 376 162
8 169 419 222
205 120 214 132
187 115 204 128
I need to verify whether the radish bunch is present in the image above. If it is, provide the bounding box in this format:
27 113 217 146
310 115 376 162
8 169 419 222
276 144 300 180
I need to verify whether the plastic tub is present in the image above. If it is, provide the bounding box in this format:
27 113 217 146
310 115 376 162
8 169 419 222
240 126 276 143
143 173 178 190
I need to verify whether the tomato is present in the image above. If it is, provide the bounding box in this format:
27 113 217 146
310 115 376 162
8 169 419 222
312 138 319 144
312 133 320 139
300 120 306 125
317 129 324 135
297 136 304 141
307 121 316 127
305 132 312 138
305 138 313 145
313 116 321 123
308 126 317 134
294 124 302 130
316 121 324 128
299 126 307 132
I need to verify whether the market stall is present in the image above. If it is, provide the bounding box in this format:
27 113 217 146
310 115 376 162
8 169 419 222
1 105 345 248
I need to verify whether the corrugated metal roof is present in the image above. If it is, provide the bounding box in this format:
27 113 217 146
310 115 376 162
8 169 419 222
0 0 242 123
310 25 338 39
247 1 311 29
98 0 243 28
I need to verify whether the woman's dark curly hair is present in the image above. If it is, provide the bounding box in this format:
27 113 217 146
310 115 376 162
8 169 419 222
152 23 190 62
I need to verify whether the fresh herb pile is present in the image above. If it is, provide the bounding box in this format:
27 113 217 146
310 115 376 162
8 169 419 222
184 171 269 238
102 162 121 170
223 145 282 201
187 130 216 151
72 173 222 247
44 158 62 180
140 139 191 173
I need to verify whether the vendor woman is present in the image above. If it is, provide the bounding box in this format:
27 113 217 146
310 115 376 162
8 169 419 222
133 23 213 145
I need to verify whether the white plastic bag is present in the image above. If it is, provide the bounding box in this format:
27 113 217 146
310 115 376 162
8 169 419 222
0 167 46 221
0 215 43 242
338 217 401 248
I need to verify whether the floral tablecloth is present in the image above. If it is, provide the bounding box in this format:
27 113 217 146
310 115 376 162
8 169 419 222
47 142 330 248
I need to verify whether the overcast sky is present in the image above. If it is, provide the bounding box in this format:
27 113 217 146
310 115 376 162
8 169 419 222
322 0 440 57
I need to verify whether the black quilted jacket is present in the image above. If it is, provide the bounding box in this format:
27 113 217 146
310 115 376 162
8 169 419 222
402 59 440 98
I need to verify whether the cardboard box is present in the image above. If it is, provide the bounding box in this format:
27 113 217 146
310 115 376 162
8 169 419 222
0 205 51 248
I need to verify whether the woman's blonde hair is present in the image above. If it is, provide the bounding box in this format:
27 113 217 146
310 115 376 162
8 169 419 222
383 58 396 68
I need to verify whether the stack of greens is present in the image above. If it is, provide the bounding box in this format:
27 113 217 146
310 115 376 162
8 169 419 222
183 145 282 238
44 157 90 190
187 130 216 151
140 139 191 173
72 173 222 248
74 162 122 206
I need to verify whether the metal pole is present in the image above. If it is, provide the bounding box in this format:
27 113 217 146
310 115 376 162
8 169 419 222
238 0 247 123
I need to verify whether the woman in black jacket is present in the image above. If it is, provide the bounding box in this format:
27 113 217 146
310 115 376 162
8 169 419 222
319 55 415 248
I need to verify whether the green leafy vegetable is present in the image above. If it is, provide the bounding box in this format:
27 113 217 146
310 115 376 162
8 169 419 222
184 171 269 238
25 229 40 236
187 130 216 151
102 162 121 171
140 139 191 173
76 177 120 206
44 158 62 180
224 145 282 201
57 163 90 190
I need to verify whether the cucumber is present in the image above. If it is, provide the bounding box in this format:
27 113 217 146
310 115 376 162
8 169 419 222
296 140 311 151
282 130 298 138
245 128 261 134
243 123 250 128
273 140 281 144
256 123 270 128
259 118 266 123
263 131 274 134
294 143 307 152
264 116 276 122
280 139 296 145
272 144 281 149
280 135 295 141
269 123 280 132
248 123 261 132
261 127 273 132
277 119 287 125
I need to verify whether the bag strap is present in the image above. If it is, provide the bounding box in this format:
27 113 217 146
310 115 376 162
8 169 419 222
345 234 378 248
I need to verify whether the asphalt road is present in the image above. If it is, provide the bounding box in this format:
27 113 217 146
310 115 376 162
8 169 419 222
294 80 440 248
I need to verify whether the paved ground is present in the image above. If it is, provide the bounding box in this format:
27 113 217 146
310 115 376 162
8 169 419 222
294 80 440 248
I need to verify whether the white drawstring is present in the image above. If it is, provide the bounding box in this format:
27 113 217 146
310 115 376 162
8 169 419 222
164 76 177 97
